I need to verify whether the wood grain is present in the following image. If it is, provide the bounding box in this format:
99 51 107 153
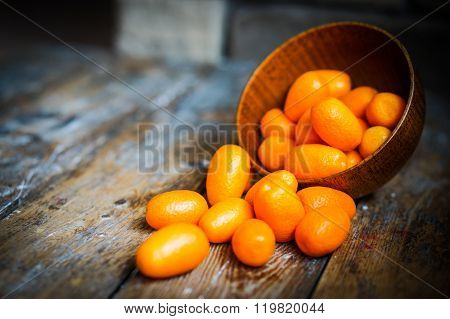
115 242 327 298
0 46 448 299
236 22 425 198
0 49 201 219
0 48 212 297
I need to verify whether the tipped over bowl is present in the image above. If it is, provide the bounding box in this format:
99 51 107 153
236 22 425 198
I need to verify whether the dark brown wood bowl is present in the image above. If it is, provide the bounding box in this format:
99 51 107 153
236 22 425 198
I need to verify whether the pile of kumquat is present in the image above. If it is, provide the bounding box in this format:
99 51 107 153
259 69 405 178
135 69 406 279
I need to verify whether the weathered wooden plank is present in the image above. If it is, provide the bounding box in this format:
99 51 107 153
115 242 327 299
0 58 252 298
0 48 202 219
313 93 450 298
3 47 448 299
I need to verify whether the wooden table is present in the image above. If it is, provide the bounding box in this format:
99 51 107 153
0 47 448 298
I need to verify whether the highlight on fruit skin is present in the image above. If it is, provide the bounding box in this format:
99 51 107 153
198 198 254 243
206 144 251 205
146 190 208 229
232 219 276 267
136 223 210 278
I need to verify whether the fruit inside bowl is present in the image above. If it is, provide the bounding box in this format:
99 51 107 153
236 22 425 198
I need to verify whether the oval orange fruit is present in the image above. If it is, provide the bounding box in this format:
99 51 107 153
245 170 298 206
284 71 326 122
295 206 350 257
284 144 347 179
206 144 251 205
254 182 305 242
257 136 294 171
341 86 378 118
295 122 324 145
310 98 363 151
366 92 406 129
315 70 351 98
146 190 208 229
358 126 391 158
358 118 369 132
136 223 209 278
232 219 275 267
260 108 295 139
345 150 363 169
284 70 351 122
198 198 253 243
297 186 356 219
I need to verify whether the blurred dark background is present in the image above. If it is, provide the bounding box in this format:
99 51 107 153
0 0 449 95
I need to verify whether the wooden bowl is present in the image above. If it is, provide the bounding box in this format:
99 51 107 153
236 22 425 198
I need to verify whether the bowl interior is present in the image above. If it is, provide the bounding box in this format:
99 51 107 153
236 22 412 176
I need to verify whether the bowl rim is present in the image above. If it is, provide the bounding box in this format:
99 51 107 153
236 21 416 183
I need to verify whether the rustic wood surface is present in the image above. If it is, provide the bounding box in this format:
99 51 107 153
0 47 448 298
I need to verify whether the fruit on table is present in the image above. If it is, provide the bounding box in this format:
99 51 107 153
297 186 356 219
260 108 295 139
284 70 351 122
135 68 407 278
345 150 363 169
284 144 347 179
146 190 208 229
358 126 392 158
257 135 294 171
366 92 406 129
199 198 253 243
295 206 350 257
136 223 209 278
232 219 276 267
341 86 378 118
245 170 298 205
206 144 251 205
310 98 363 151
254 181 305 242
